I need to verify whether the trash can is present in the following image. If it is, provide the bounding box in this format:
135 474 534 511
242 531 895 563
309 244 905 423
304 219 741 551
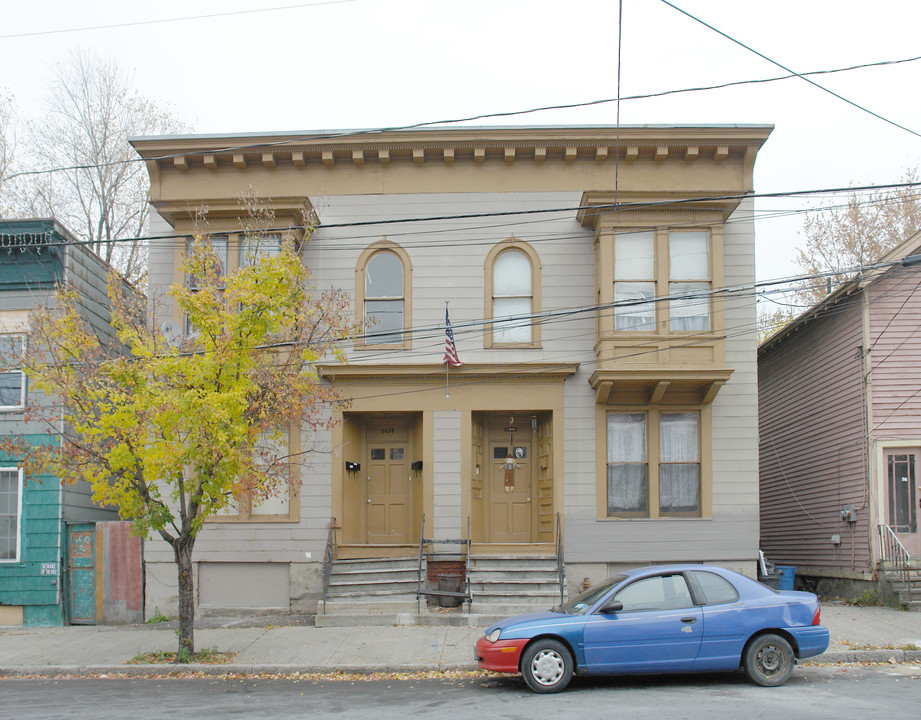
435 574 464 608
777 566 796 591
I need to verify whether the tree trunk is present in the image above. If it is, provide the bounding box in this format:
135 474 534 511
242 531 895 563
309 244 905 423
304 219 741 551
174 538 195 662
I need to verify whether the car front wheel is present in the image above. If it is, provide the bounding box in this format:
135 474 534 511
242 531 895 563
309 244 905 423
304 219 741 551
520 639 573 693
743 633 794 686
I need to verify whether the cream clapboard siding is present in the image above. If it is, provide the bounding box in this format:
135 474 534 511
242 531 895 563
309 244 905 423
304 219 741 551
145 192 597 566
433 411 463 542
758 292 870 573
565 201 760 568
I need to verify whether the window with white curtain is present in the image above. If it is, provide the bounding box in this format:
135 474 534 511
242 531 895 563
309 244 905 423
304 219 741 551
365 251 404 345
492 249 532 343
240 232 282 267
659 412 700 514
606 413 648 514
614 231 656 331
0 467 22 562
607 410 701 518
669 231 710 331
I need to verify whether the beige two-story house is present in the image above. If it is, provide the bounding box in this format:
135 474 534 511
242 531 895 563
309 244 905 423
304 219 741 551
132 125 772 622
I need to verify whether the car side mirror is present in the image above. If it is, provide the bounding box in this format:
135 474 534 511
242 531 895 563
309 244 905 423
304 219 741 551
599 599 623 614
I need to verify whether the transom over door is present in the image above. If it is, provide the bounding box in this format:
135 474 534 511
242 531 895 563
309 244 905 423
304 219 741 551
488 442 532 543
366 444 410 543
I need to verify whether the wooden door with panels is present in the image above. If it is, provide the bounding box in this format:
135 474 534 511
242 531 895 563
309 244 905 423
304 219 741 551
486 415 535 544
365 420 411 544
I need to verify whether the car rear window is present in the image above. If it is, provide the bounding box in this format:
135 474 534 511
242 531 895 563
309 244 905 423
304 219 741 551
689 571 739 605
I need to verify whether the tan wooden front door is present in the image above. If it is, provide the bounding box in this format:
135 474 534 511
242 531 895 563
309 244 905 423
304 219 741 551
366 443 410 543
488 441 532 543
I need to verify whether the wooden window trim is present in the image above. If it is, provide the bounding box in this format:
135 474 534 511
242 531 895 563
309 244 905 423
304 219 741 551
354 240 413 351
483 239 542 349
596 403 712 520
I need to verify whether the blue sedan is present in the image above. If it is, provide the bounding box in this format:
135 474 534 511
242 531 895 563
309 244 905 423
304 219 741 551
475 564 829 693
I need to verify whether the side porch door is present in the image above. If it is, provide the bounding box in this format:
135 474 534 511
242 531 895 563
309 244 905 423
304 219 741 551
66 523 96 625
887 450 919 554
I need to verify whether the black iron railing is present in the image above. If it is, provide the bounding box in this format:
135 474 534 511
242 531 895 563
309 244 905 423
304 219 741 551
415 513 472 608
321 517 338 602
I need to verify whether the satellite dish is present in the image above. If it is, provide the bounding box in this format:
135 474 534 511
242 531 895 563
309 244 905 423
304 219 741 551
160 320 181 347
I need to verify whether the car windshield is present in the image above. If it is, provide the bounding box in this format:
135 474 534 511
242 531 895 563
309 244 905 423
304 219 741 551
559 575 627 614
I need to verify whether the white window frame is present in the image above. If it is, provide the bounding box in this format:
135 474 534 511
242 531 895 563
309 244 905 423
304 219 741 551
0 466 23 563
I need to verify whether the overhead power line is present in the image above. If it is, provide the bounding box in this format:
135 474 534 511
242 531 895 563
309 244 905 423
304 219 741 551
5 179 921 253
0 1 358 41
660 0 921 140
5 52 921 183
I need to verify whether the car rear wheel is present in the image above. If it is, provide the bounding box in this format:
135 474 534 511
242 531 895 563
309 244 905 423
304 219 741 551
743 633 794 686
520 639 573 693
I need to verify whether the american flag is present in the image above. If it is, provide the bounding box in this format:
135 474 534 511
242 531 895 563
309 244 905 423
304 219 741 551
443 307 463 367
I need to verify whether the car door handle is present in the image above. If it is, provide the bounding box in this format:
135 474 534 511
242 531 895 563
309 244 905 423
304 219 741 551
680 617 697 624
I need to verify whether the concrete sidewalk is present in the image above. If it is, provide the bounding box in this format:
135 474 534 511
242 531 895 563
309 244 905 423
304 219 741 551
1 602 920 677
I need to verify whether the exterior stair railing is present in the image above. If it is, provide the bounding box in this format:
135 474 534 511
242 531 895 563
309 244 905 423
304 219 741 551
415 513 472 610
878 524 913 604
556 512 565 606
321 517 338 602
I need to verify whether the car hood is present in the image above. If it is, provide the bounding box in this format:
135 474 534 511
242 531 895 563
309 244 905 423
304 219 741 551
484 609 577 635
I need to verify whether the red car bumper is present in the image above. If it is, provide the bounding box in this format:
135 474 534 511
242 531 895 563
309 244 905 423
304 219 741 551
475 636 525 674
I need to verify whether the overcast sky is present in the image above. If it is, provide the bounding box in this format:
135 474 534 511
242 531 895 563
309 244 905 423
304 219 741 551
2 0 921 291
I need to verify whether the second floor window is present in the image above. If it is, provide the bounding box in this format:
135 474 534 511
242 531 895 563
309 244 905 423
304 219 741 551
669 231 710 332
0 335 25 411
614 231 655 331
492 249 533 343
365 251 404 345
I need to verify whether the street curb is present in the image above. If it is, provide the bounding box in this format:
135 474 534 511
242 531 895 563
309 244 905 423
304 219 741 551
0 663 479 677
2 652 921 678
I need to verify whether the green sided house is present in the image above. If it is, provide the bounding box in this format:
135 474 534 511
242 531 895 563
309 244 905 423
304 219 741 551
0 219 142 626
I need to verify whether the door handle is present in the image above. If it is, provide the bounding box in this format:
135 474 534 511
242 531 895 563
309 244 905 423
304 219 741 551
367 499 372 504
680 617 697 624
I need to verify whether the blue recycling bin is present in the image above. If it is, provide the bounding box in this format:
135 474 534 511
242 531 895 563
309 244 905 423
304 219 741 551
777 566 796 591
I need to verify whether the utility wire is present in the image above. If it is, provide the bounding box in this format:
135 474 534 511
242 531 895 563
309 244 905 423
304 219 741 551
5 180 921 253
5 53 921 182
0 1 358 41
661 0 921 140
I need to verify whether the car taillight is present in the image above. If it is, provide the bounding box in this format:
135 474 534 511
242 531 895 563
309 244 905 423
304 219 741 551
812 606 821 626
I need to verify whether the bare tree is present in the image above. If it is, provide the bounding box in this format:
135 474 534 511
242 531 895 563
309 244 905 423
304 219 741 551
0 88 16 215
12 50 188 285
794 169 921 306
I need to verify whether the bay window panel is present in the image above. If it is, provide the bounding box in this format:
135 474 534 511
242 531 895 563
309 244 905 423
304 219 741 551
607 464 648 514
669 282 710 331
615 231 655 280
615 282 656 331
669 231 709 280
493 296 531 343
607 413 646 461
660 412 700 514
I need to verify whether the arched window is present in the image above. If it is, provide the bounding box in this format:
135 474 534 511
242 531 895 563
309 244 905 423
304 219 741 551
485 241 541 347
356 241 412 349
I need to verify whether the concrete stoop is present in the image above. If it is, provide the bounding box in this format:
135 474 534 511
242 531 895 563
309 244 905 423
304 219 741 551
317 553 566 627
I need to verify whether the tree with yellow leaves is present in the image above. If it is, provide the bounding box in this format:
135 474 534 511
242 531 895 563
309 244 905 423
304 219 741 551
10 233 355 661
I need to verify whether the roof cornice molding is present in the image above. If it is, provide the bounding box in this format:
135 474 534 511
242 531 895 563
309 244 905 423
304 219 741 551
131 126 773 174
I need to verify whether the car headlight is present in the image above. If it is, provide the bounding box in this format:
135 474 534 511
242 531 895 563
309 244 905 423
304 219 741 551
485 629 501 643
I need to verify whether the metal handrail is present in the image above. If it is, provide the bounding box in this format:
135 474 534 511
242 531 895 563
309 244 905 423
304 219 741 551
415 512 472 604
556 512 564 606
878 524 914 604
321 517 338 602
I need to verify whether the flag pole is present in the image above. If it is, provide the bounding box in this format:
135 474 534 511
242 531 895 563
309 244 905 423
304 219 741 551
445 301 450 399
